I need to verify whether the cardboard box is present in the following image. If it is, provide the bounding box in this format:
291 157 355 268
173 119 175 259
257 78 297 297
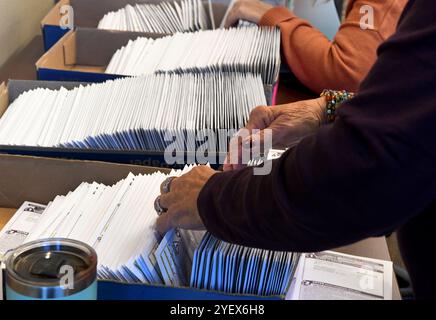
36 27 279 104
41 0 69 51
0 155 401 299
0 79 228 167
36 28 155 83
41 0 228 51
0 154 286 300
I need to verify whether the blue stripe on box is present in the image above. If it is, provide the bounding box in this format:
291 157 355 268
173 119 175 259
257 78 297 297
37 68 126 83
42 25 70 52
97 281 282 300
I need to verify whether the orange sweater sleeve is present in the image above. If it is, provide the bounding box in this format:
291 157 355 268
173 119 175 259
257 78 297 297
259 0 407 93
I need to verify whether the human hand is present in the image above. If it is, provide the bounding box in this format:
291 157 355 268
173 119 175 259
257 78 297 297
224 0 273 28
155 166 218 236
224 97 326 171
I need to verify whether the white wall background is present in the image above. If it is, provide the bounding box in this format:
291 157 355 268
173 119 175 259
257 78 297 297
0 0 54 67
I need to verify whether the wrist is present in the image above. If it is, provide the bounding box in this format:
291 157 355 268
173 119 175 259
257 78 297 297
239 2 273 23
315 96 328 125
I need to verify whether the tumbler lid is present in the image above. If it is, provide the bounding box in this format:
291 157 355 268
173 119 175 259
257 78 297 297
5 238 97 299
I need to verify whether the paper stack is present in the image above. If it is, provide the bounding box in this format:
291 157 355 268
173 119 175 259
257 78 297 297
98 0 210 33
0 73 266 152
190 233 298 296
0 166 201 284
0 166 298 294
105 27 281 85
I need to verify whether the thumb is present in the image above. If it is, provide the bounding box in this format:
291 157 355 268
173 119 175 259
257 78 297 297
245 106 275 133
225 133 247 170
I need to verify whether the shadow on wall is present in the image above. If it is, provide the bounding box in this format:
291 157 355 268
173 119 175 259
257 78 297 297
0 0 54 67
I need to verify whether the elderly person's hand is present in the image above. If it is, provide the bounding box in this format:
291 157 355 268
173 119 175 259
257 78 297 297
155 166 217 236
224 97 327 171
224 0 273 28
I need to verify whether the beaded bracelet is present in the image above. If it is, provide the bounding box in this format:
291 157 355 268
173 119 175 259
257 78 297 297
321 89 354 123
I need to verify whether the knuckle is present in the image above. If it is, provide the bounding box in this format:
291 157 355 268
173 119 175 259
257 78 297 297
250 105 268 117
170 177 181 190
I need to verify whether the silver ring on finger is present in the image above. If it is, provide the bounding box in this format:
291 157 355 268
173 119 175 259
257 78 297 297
154 196 167 216
161 176 177 194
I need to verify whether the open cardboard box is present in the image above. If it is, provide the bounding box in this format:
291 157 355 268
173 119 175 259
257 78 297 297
0 79 229 167
35 27 279 104
0 154 401 299
41 0 228 51
0 153 289 300
36 28 158 83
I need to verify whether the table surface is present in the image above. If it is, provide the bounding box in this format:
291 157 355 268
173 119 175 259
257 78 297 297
0 36 400 299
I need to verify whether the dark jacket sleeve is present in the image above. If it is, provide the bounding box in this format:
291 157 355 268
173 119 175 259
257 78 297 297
198 0 436 252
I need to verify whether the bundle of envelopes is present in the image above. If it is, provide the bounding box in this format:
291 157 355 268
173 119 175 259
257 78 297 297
106 27 281 85
0 73 266 152
98 0 211 33
190 233 298 296
13 166 201 284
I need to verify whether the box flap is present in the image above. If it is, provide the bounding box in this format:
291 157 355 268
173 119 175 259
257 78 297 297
63 29 77 65
75 28 164 66
0 83 8 118
0 154 170 208
37 28 165 70
36 29 75 70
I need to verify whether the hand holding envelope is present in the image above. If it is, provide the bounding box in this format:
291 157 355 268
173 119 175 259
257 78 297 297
155 166 217 236
223 0 274 28
154 97 328 234
224 97 327 171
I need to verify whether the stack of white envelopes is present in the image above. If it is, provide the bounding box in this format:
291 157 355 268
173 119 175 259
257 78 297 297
1 165 298 294
106 27 281 85
0 73 266 152
191 233 298 296
98 0 210 33
13 165 202 284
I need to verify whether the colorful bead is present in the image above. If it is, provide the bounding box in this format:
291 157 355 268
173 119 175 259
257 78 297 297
321 89 354 123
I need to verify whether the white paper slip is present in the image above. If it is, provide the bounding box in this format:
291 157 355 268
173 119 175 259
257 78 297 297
267 148 288 161
247 148 288 167
287 251 393 300
0 202 47 258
